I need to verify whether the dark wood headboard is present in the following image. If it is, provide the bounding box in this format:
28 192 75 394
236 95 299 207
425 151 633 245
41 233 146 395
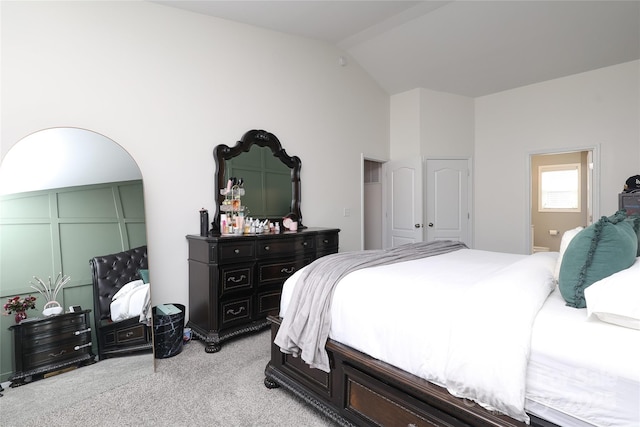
90 245 148 322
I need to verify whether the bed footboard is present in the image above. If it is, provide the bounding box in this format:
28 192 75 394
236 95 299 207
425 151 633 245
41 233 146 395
265 316 555 427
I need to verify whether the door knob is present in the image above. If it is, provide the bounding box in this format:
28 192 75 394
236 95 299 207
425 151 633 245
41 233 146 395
415 224 421 228
428 223 434 227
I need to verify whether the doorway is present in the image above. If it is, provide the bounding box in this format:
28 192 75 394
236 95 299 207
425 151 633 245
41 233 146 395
529 149 596 253
362 158 384 250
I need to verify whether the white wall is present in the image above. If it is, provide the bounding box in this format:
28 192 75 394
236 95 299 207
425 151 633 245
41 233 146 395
0 1 390 307
419 88 474 158
390 89 421 159
390 88 474 160
474 60 640 254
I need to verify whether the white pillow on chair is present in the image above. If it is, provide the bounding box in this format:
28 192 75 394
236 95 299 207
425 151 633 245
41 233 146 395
112 279 145 301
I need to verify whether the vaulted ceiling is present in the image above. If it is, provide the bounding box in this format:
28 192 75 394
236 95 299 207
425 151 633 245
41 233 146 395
153 1 640 97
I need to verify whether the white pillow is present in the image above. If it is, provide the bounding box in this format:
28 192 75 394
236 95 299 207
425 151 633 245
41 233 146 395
584 258 640 330
553 226 584 284
112 279 145 301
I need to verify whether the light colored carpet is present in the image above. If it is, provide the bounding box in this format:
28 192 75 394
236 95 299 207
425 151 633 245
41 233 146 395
0 330 334 426
0 350 152 418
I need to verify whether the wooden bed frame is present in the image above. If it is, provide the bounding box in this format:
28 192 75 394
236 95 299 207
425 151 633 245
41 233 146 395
264 316 559 427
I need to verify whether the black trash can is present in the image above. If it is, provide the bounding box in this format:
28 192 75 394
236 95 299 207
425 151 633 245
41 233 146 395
152 303 185 359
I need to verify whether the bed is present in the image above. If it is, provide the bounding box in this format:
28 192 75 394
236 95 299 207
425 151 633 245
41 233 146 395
90 245 153 360
264 222 640 427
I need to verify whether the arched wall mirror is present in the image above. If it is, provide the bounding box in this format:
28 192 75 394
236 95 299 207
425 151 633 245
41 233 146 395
0 128 152 390
212 129 303 234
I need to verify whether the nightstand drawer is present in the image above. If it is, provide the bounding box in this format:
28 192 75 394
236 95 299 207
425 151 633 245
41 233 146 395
24 338 91 369
20 314 87 338
24 325 91 350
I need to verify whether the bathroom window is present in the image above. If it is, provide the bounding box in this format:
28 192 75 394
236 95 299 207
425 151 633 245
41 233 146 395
538 163 581 212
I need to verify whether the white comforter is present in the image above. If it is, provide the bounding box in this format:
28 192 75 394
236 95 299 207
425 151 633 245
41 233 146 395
110 279 151 324
444 251 556 422
279 249 557 423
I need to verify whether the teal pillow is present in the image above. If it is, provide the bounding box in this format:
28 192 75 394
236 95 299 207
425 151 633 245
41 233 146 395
625 213 640 256
138 269 150 284
559 211 637 308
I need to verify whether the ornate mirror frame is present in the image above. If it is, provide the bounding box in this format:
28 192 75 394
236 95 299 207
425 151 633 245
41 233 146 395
212 129 302 235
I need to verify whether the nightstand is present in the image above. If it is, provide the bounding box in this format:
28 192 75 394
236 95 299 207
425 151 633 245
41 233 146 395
8 310 95 386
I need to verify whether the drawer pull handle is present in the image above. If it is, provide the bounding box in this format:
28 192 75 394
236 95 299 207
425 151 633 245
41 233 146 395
74 343 92 351
226 306 246 315
234 249 240 254
323 239 329 244
49 350 66 358
264 245 270 251
228 275 247 283
125 331 135 338
302 242 308 246
74 327 92 335
281 267 295 274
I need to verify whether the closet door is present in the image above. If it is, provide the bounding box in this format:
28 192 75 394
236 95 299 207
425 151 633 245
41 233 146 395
425 158 471 246
385 158 423 247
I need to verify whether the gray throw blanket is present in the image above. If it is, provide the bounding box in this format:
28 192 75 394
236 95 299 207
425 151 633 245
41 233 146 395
274 240 468 372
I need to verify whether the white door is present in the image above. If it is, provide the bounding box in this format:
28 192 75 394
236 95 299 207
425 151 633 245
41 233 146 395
425 159 471 245
384 158 423 247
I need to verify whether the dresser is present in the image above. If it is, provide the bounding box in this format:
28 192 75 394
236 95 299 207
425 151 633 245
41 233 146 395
187 227 339 353
8 310 94 386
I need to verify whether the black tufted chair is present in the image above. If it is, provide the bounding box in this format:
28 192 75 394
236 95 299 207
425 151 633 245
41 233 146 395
90 246 152 360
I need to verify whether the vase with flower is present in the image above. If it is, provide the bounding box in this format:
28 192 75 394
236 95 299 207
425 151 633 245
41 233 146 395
30 272 71 316
3 295 37 323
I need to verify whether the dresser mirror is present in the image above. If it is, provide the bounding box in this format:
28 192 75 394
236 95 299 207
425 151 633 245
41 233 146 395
213 129 302 234
0 128 153 394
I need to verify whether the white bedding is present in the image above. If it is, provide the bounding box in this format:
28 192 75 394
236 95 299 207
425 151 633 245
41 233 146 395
526 288 640 427
279 248 640 426
110 279 151 323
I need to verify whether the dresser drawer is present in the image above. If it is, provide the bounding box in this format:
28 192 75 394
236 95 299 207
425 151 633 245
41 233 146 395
24 337 91 370
219 263 253 296
316 232 339 256
256 236 314 258
219 240 255 261
257 257 309 286
255 290 282 318
220 297 252 328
